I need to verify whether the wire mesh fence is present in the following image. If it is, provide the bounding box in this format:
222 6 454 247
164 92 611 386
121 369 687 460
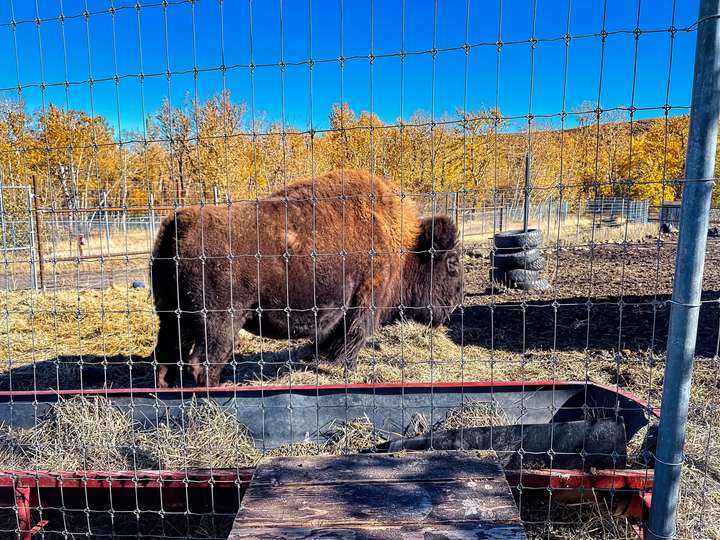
0 0 716 539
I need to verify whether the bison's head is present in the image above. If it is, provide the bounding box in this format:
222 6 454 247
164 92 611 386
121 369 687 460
402 215 462 327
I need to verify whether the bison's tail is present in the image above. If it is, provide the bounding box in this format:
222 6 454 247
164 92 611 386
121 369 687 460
151 209 196 311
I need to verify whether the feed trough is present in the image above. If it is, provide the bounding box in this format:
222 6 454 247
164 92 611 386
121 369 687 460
0 380 657 539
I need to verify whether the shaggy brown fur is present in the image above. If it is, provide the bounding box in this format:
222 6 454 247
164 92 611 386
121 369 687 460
151 170 462 387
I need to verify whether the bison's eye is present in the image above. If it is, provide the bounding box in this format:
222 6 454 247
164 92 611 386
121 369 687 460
445 254 460 276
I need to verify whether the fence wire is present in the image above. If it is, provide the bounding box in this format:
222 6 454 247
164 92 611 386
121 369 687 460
0 1 715 539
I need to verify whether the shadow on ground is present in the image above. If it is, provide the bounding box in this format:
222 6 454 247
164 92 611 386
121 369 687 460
3 291 719 393
449 291 720 357
0 344 319 392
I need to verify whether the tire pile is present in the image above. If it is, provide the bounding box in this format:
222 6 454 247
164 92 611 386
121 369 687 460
491 228 549 290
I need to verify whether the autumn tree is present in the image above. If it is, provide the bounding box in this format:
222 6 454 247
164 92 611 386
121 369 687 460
0 92 697 210
619 117 687 203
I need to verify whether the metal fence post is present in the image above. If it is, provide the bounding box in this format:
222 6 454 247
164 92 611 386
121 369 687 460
26 188 38 290
648 1 720 538
523 152 531 233
481 201 485 233
454 191 459 224
149 193 157 243
546 197 552 234
102 191 111 255
30 176 45 291
576 193 581 243
0 186 6 259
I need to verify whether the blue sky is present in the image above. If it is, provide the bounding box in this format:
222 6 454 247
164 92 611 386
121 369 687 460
0 0 700 135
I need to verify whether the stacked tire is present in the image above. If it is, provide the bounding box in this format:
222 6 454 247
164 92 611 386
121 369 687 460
491 229 549 290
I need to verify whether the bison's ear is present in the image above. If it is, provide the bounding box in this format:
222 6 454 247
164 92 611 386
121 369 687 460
416 216 458 261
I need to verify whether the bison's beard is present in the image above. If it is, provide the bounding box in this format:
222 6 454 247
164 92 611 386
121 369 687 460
400 259 462 328
407 301 457 328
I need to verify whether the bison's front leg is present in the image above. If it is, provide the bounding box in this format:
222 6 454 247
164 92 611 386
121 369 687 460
154 313 183 388
322 288 384 369
321 272 391 369
321 308 373 369
188 311 244 386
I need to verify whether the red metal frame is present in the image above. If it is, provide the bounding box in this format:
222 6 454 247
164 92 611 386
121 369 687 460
2 469 254 539
0 380 657 538
4 467 654 539
0 468 254 490
506 468 654 492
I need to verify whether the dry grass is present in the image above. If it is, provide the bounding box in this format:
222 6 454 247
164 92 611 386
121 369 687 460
18 395 135 470
525 496 639 540
0 287 156 369
323 414 391 454
0 398 391 472
0 396 259 471
265 439 325 458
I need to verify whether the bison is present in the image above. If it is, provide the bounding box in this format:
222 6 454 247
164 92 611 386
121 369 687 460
151 170 463 387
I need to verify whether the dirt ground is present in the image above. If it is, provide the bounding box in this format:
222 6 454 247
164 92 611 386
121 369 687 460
460 233 720 360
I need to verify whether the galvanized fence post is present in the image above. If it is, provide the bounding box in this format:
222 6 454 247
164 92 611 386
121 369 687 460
30 176 45 291
648 0 720 538
546 197 552 234
102 191 111 255
576 192 581 243
149 193 157 243
523 152 531 233
26 187 38 290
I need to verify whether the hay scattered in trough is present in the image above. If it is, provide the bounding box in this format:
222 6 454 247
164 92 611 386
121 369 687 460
265 439 325 458
136 398 259 469
0 396 259 470
17 395 135 470
323 414 390 455
436 399 509 431
0 425 29 470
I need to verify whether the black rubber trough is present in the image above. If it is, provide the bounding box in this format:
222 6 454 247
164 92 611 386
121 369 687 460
0 380 655 468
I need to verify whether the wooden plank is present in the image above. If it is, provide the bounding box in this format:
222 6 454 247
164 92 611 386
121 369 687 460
239 479 518 526
229 523 527 539
231 451 526 539
251 451 502 486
